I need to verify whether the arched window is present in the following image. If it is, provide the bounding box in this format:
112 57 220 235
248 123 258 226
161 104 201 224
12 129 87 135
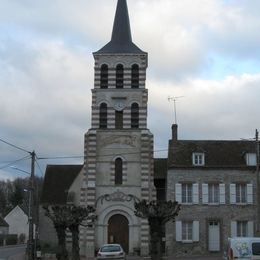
116 64 124 88
115 158 123 185
99 103 107 128
115 110 123 129
131 103 139 128
131 64 139 88
100 64 108 89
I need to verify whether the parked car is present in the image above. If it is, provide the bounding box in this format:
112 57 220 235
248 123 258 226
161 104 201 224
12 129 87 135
97 244 126 260
225 237 260 259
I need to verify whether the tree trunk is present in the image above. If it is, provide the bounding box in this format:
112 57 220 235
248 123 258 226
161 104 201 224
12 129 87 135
55 225 68 260
149 218 163 260
70 225 80 260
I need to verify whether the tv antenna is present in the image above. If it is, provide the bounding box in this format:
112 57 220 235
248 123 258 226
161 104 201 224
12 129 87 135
168 96 184 124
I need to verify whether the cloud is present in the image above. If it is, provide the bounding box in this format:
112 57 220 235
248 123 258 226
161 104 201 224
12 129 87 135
0 0 259 178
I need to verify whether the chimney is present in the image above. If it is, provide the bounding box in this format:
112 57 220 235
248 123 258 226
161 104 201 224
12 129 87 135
172 124 178 141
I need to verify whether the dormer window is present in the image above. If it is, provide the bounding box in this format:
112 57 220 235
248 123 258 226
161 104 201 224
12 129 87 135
245 153 257 166
192 153 205 166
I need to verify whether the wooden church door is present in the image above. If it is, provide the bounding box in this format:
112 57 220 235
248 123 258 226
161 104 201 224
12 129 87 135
108 214 129 253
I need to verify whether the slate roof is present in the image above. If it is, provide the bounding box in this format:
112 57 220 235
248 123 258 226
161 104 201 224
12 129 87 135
40 165 82 205
94 0 146 54
154 158 167 179
168 139 257 169
0 215 9 227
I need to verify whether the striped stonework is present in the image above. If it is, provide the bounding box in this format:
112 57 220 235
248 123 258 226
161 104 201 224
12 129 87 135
80 130 97 257
93 55 147 89
81 47 153 257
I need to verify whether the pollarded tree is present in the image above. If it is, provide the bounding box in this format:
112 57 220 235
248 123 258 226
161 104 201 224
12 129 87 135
134 200 181 260
44 205 70 260
44 205 96 260
66 205 96 260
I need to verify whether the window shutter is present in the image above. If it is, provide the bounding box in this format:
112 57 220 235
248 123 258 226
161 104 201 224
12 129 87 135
192 183 199 204
202 183 208 204
176 221 182 241
247 221 254 236
247 184 253 204
231 221 237 237
192 221 199 242
175 184 182 203
230 184 236 204
219 184 225 204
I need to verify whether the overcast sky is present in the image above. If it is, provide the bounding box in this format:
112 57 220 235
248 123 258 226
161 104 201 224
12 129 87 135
1 0 260 180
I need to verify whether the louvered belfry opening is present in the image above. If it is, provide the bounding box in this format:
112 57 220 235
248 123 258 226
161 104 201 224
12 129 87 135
100 64 108 89
131 103 139 128
116 64 124 88
131 64 139 88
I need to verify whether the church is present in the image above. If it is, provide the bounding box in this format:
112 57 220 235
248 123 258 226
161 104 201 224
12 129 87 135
40 0 159 257
39 0 259 258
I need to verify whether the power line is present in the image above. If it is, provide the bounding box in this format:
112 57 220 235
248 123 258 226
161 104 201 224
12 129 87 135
37 149 169 161
0 137 31 154
35 159 44 177
0 155 31 170
37 155 84 160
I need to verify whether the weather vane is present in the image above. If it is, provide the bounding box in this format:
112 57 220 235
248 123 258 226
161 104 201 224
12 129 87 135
168 96 184 124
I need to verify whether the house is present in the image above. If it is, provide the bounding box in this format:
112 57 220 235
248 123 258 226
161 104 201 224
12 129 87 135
4 205 30 242
166 124 258 257
39 165 83 245
0 215 9 235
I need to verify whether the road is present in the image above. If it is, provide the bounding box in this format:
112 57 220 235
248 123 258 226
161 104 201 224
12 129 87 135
0 245 26 260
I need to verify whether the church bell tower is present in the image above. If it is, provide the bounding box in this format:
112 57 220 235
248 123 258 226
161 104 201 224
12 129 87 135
80 0 155 256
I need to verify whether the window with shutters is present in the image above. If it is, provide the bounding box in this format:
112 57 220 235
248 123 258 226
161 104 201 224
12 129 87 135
192 153 205 166
236 184 247 203
182 183 192 203
115 158 123 185
237 221 248 237
209 184 219 203
99 103 107 128
131 64 139 88
182 221 193 241
115 110 123 129
131 103 139 128
100 64 108 89
116 64 124 88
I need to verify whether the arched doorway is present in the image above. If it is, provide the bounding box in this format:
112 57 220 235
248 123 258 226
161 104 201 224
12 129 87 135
108 214 129 253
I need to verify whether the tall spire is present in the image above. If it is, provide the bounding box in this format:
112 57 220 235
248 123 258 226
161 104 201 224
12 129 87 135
95 0 145 54
111 0 132 44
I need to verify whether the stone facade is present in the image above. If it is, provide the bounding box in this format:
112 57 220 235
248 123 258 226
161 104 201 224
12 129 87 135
165 125 258 257
166 168 257 257
77 0 155 257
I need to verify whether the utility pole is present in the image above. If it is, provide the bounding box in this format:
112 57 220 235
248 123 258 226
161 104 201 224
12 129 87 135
256 130 260 234
28 150 35 260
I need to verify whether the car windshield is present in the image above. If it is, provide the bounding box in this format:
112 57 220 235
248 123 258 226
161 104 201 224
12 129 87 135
252 242 260 255
101 245 121 252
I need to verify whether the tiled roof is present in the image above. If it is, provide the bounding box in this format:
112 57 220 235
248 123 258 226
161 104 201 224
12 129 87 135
154 158 167 179
168 140 256 168
40 165 82 205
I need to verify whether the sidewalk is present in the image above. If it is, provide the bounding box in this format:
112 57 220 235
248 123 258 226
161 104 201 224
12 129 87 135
8 252 25 260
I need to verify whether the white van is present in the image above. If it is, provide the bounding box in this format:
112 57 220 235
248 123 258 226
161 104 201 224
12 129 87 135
226 237 260 259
